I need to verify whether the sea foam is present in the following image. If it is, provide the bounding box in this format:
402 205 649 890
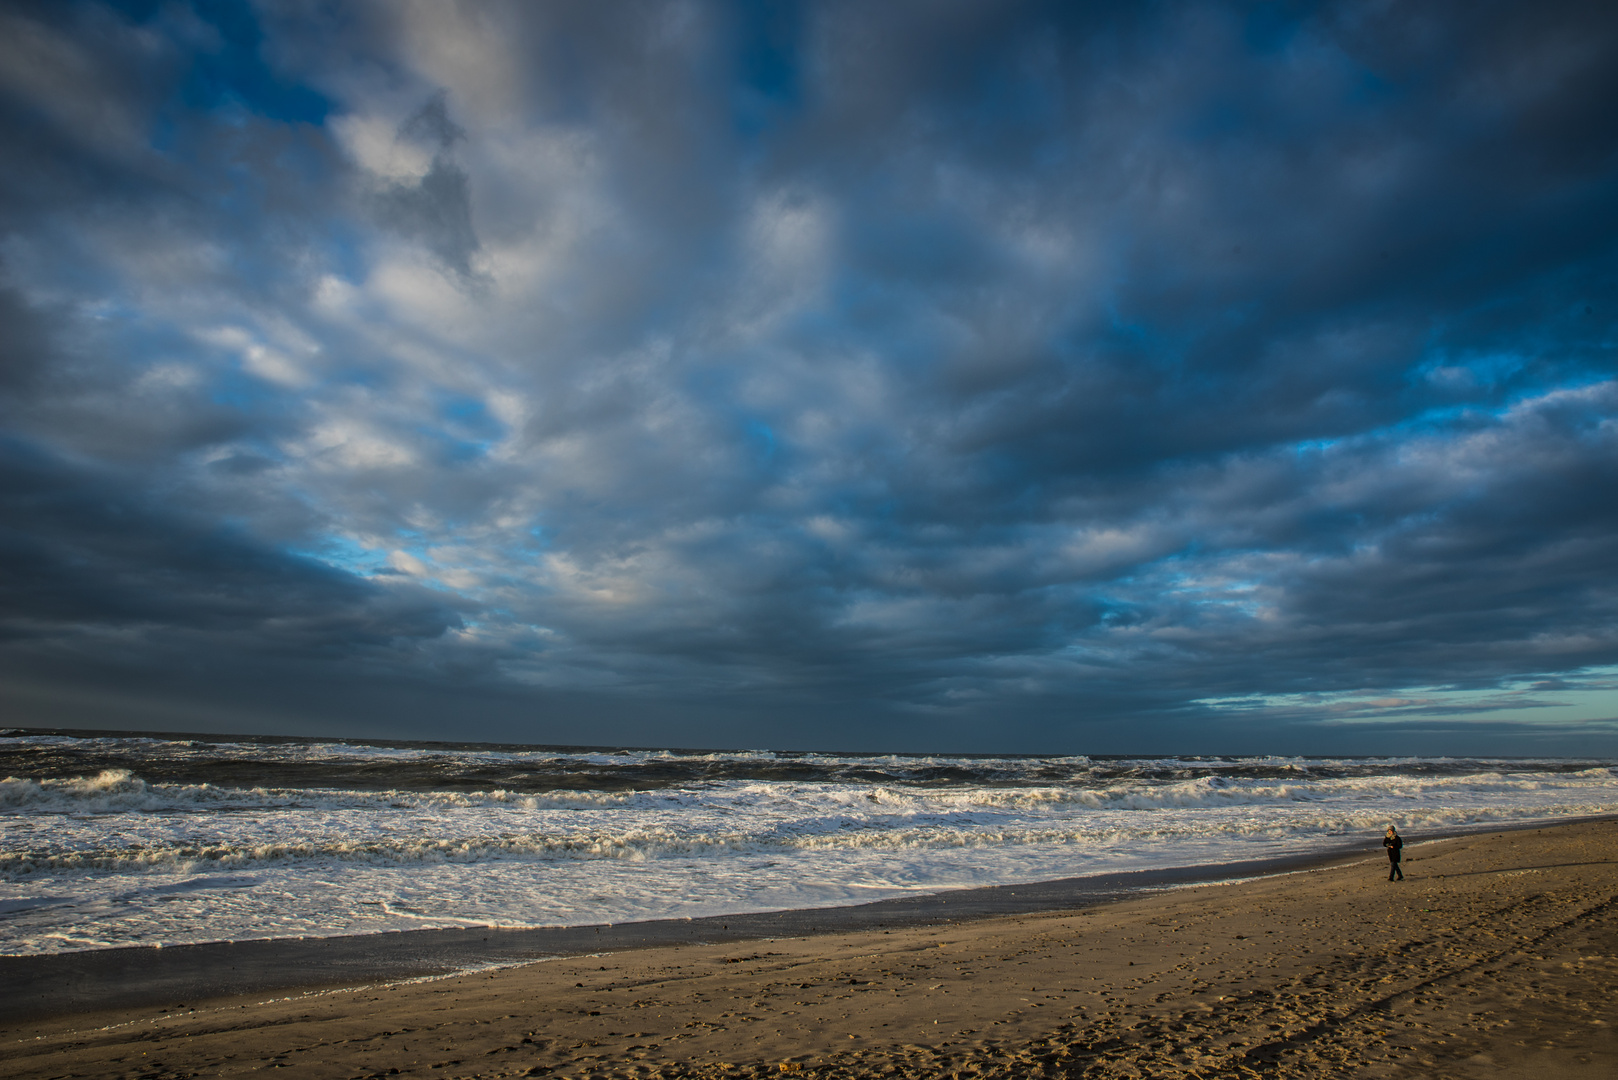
2 734 1614 955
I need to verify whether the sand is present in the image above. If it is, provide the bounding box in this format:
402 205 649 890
4 819 1614 1079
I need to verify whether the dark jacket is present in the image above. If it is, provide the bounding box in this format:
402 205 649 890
1383 833 1403 860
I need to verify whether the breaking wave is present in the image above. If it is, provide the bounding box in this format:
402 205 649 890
3 733 1615 954
0 770 639 814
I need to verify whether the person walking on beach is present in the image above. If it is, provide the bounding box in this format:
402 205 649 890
1383 826 1404 881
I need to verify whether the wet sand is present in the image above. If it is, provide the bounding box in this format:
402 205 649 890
4 819 1615 1078
1 844 1372 1022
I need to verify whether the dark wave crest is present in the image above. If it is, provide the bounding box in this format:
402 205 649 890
3 729 1611 796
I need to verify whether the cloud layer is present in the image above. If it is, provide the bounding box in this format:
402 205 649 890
2 0 1616 752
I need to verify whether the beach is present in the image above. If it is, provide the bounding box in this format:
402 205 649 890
4 818 1613 1079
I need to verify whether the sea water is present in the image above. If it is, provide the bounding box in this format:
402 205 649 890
2 731 1615 955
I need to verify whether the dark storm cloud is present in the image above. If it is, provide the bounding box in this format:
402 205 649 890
0 433 463 648
0 0 1616 751
372 92 485 282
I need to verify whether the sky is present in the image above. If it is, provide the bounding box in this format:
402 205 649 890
1 0 1617 755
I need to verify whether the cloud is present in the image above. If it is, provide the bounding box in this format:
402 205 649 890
0 0 1615 752
369 92 486 284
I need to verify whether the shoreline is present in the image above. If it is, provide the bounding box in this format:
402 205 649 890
3 817 1614 1079
5 814 1610 1023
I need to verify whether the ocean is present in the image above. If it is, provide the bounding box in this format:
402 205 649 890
2 730 1615 956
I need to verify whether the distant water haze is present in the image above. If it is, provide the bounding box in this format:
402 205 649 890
3 731 1614 956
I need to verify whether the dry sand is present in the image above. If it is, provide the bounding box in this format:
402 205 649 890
4 819 1614 1079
